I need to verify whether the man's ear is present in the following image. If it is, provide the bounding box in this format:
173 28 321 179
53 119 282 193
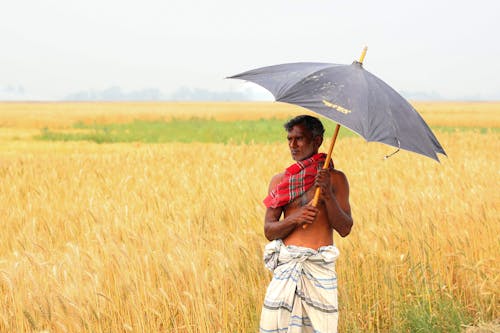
314 135 323 149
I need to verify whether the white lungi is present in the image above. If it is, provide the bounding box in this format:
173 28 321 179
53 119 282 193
260 239 340 333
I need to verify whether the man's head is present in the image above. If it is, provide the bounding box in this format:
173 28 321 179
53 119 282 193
284 115 324 161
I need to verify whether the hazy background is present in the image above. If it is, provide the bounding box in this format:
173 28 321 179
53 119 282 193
1 0 499 101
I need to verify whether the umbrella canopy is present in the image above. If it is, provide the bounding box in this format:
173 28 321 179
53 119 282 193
228 58 446 161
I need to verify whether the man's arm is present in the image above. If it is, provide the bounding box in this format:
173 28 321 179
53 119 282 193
263 173 318 241
316 169 353 237
264 205 318 241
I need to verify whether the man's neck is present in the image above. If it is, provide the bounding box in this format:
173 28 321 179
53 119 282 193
298 151 319 162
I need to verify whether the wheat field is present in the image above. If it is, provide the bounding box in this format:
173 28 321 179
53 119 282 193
0 102 498 332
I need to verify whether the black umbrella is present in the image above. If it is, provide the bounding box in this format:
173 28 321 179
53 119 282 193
228 48 446 207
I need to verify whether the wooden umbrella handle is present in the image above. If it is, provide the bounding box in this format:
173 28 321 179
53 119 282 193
303 124 341 229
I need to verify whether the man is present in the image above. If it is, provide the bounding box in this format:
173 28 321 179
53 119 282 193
259 115 353 333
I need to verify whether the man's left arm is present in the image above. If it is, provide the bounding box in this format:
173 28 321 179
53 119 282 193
316 169 353 237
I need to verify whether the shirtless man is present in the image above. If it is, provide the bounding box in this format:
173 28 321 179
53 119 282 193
259 115 353 333
264 115 353 248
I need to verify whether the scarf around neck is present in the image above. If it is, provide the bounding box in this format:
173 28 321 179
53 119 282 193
263 153 333 209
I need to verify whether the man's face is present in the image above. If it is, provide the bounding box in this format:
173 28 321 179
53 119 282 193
287 124 321 161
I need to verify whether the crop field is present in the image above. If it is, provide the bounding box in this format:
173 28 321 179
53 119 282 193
0 101 498 332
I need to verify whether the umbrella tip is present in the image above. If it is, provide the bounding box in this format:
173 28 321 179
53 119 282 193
359 46 368 64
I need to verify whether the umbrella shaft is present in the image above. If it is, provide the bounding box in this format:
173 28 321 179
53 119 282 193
311 123 340 206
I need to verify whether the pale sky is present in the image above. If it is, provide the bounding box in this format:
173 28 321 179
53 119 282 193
1 0 499 100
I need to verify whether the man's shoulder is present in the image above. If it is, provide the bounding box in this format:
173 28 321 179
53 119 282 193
330 168 346 177
266 172 285 193
269 172 285 186
329 168 349 187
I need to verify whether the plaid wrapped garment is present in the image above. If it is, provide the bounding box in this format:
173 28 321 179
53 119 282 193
259 239 340 333
263 153 332 208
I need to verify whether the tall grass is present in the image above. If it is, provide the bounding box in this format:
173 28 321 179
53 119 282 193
0 102 498 331
0 131 498 332
0 142 270 332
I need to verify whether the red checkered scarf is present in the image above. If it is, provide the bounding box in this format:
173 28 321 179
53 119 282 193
263 153 332 208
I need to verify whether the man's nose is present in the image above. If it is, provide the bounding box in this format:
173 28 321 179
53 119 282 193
289 139 297 147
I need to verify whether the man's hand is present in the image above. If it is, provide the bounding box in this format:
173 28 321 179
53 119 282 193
315 169 334 202
286 205 319 227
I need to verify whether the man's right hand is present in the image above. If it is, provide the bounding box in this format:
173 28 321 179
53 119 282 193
286 205 319 227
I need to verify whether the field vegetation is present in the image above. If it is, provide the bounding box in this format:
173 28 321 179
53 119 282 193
0 101 498 332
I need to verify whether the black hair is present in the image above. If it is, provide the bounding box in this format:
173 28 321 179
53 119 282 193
284 115 325 138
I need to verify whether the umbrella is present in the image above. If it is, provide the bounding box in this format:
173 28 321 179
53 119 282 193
228 47 446 209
